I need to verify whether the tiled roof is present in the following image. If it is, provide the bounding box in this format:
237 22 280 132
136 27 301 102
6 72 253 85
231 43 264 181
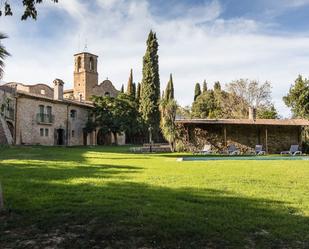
176 118 309 126
17 90 93 108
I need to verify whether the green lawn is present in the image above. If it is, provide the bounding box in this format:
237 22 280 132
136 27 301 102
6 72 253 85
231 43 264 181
0 146 309 249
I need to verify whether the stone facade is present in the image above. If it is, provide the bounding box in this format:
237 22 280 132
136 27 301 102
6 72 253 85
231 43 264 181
0 51 125 146
15 94 93 146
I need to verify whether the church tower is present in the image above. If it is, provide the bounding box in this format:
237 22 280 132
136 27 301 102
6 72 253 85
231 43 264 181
73 52 98 101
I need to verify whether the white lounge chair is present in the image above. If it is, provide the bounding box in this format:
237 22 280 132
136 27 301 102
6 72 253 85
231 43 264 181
194 144 212 155
227 144 240 155
280 145 302 156
255 145 266 155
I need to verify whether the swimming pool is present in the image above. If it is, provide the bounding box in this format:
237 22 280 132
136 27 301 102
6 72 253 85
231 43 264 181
177 156 309 161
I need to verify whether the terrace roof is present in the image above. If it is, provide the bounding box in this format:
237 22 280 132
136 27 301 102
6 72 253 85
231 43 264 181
175 119 309 126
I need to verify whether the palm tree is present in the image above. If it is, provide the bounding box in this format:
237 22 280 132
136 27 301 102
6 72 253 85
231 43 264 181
0 33 10 79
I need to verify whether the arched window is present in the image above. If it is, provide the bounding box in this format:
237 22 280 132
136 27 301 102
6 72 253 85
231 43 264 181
89 57 94 71
77 57 82 72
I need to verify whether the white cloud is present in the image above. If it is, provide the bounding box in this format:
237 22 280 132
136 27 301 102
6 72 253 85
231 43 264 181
2 0 309 117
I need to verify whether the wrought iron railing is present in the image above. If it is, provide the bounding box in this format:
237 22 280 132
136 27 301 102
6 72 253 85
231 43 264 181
36 113 54 124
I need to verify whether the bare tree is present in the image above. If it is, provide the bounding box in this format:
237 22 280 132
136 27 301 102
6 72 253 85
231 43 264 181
223 79 273 118
226 79 272 108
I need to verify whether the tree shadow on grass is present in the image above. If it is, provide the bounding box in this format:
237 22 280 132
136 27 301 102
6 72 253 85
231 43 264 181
0 146 153 163
0 162 308 249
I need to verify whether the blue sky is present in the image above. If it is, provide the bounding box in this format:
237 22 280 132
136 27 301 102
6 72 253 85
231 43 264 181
1 0 309 117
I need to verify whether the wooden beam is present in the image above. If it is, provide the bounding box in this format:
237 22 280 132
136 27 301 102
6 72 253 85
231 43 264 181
265 127 268 153
224 126 227 147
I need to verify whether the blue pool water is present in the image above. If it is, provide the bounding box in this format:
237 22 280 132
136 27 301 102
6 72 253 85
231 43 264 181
177 156 309 161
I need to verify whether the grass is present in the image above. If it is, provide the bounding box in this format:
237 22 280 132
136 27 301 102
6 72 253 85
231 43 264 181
0 146 309 249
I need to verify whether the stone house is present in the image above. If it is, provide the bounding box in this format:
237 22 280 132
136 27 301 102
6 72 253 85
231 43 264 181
176 110 309 154
0 51 125 146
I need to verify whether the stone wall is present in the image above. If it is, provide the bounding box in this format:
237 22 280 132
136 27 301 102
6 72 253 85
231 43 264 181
92 80 119 98
73 53 99 101
185 123 302 154
15 96 93 146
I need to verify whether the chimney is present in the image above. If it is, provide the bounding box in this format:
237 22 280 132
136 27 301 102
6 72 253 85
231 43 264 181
249 107 257 121
53 79 64 100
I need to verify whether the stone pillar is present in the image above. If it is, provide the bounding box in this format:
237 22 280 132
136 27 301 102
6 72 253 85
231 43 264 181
249 107 257 121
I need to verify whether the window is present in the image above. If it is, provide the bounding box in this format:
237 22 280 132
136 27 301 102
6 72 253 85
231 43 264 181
72 130 75 137
77 57 82 72
40 89 46 95
46 106 52 116
70 110 77 119
40 128 44 136
89 57 94 71
45 128 49 137
39 105 44 114
104 92 110 97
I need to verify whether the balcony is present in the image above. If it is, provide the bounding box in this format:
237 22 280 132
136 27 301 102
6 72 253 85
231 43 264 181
5 108 15 120
37 113 54 124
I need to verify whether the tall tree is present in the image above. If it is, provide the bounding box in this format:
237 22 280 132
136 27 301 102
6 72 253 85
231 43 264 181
165 73 174 101
283 75 309 118
136 82 141 100
0 0 58 20
194 83 201 101
92 94 141 145
223 79 273 118
191 90 218 118
132 82 136 99
126 69 134 97
214 81 221 91
139 30 161 138
0 33 10 79
202 80 207 93
120 84 124 93
160 98 178 151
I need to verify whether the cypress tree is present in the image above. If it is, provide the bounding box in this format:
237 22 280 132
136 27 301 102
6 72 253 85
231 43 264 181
194 83 201 101
165 73 174 101
140 30 161 137
136 82 141 100
120 84 124 93
214 81 221 91
203 80 207 93
126 69 134 97
132 82 136 99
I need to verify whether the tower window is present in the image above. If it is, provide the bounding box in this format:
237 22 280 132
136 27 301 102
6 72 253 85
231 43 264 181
77 56 82 72
70 110 77 119
89 57 94 71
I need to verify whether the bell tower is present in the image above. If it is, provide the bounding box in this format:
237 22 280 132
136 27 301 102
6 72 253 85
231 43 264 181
73 52 98 101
